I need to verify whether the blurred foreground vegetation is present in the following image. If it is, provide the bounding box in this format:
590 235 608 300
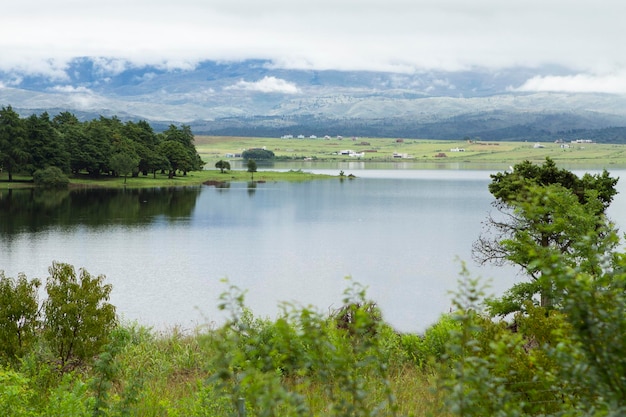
1 257 625 416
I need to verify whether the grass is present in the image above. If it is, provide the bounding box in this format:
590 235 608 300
97 322 445 417
196 135 626 168
0 169 334 191
4 136 624 191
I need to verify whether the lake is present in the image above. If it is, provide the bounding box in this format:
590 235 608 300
1 167 624 333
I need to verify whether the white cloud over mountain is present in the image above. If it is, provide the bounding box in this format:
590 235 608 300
225 77 300 94
1 0 626 94
514 72 626 94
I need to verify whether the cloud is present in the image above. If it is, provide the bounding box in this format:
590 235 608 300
1 0 625 93
225 76 300 94
48 85 94 94
513 72 626 94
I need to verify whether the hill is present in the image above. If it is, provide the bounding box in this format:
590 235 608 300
2 59 626 141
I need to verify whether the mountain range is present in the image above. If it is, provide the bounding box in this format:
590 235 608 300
2 59 626 141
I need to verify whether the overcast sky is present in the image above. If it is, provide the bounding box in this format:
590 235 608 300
2 0 626 93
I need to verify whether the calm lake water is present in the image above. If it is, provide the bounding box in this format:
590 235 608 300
1 167 625 333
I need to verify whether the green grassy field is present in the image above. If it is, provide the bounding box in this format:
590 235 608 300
3 136 625 190
0 169 333 190
196 135 626 168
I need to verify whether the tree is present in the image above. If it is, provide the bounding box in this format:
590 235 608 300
0 106 28 182
247 159 257 180
0 272 41 362
473 158 619 313
109 153 139 184
215 160 231 173
123 120 160 177
43 262 116 369
79 119 114 176
54 115 90 174
242 148 275 160
487 158 617 214
159 124 204 172
157 140 191 178
442 231 626 416
24 112 70 174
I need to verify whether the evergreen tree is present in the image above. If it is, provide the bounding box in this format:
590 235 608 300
0 106 28 181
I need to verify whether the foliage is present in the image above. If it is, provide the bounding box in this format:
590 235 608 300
158 140 192 178
24 112 70 174
242 148 275 160
442 219 626 416
247 158 257 180
0 266 624 415
473 158 619 313
215 159 231 173
438 273 571 417
32 166 70 188
0 368 34 417
42 262 117 369
420 313 461 362
0 272 41 363
0 107 203 183
43 374 94 417
549 251 626 413
109 152 140 184
0 105 29 182
206 279 400 417
90 326 134 416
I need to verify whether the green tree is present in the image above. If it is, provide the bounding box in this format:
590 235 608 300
123 120 160 177
473 158 619 312
215 160 231 173
442 233 626 417
0 105 28 182
53 113 90 175
24 112 70 174
552 245 626 412
242 148 275 160
157 140 192 178
247 159 257 180
109 153 139 184
78 119 114 176
0 272 41 362
160 124 204 172
487 157 617 213
43 262 116 369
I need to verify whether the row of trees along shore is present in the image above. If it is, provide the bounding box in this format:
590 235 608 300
1 157 626 415
0 105 204 183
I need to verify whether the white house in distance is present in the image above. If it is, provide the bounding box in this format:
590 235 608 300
339 149 364 157
393 152 409 158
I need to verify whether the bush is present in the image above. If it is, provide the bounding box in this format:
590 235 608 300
242 148 275 160
32 166 69 188
0 273 41 363
0 369 34 417
43 262 117 370
421 314 461 361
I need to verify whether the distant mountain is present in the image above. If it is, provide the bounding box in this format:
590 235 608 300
2 59 626 141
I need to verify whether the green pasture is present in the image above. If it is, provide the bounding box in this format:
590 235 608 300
196 135 626 168
0 169 332 190
3 136 625 190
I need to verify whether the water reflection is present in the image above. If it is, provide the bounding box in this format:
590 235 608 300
0 187 201 234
